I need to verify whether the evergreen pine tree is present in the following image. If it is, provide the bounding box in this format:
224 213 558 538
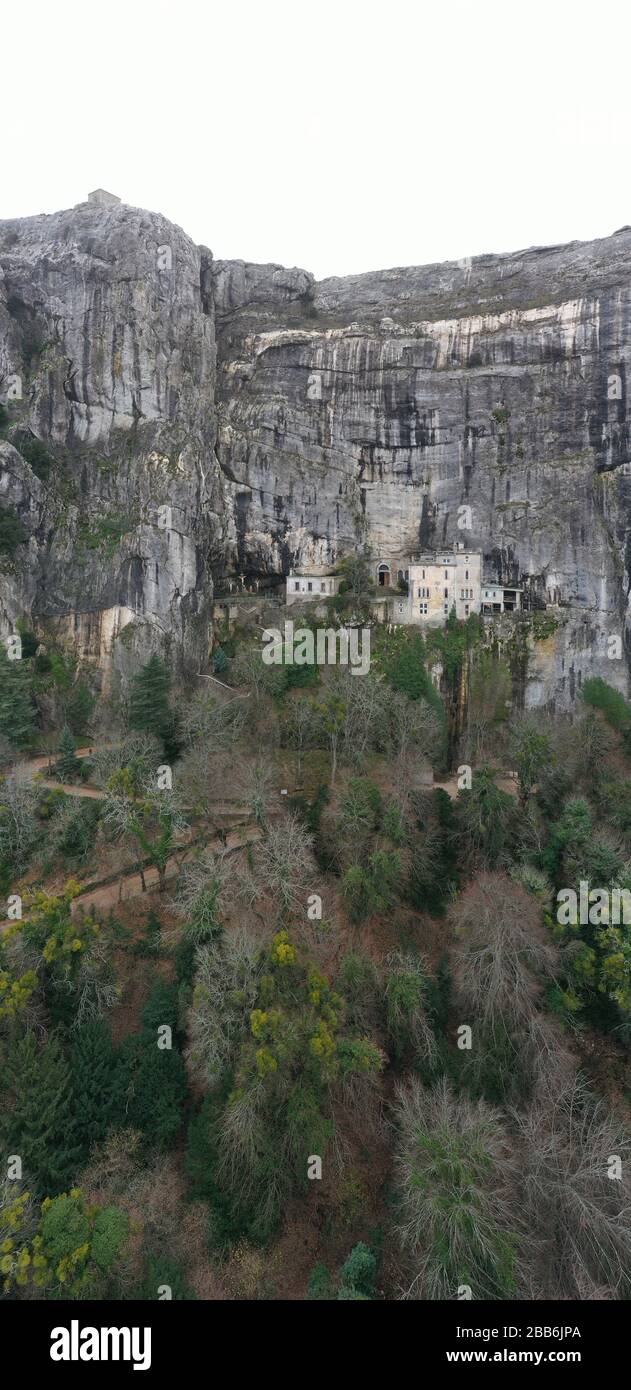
128 654 172 742
212 646 229 675
118 1029 188 1151
0 643 36 748
71 1018 121 1158
65 681 94 737
56 723 79 780
140 978 179 1037
1 1033 81 1195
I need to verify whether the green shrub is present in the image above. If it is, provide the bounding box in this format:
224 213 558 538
57 799 101 862
15 620 38 658
581 677 631 732
0 502 27 554
18 434 54 480
40 1193 90 1262
91 1206 129 1272
339 1242 377 1296
306 1262 335 1300
137 1256 197 1300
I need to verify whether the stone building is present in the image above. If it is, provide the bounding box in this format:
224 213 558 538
375 546 521 627
480 582 522 615
87 189 121 206
378 546 481 626
286 568 341 605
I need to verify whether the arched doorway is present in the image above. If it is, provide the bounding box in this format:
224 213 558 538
378 563 391 588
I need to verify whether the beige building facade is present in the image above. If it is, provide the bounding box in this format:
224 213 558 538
375 547 521 627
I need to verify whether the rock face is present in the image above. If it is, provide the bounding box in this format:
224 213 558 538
2 200 631 706
0 201 220 687
214 234 631 706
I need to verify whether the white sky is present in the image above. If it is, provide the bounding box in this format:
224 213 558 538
4 0 631 280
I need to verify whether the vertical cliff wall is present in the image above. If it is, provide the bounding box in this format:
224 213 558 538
2 202 631 707
213 235 631 706
0 201 223 685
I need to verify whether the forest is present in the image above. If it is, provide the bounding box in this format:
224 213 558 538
1 574 630 1302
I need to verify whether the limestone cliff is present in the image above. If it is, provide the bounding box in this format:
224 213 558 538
0 201 220 686
2 199 631 706
213 235 631 707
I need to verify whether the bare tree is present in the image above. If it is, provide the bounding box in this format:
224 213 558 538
520 1012 578 1098
181 688 247 748
311 669 390 782
0 770 38 868
515 1074 631 1298
394 1077 523 1300
230 643 285 704
576 711 614 788
233 757 276 829
450 872 559 1029
383 689 441 768
172 848 232 942
186 928 260 1085
283 697 317 781
177 745 230 821
216 1080 269 1202
91 732 162 791
69 933 120 1028
101 775 189 893
253 813 315 919
338 670 389 766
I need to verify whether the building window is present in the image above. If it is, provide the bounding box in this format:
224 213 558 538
444 587 449 599
444 603 449 614
445 569 449 580
421 569 425 579
465 569 469 580
420 602 428 615
321 582 326 592
307 582 312 592
465 604 469 616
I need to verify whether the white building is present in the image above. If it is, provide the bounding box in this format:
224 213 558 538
88 189 121 206
385 547 482 626
481 582 521 615
376 546 521 627
286 568 341 605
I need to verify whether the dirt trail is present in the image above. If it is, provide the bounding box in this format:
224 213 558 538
73 823 263 914
0 821 263 926
2 747 109 800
